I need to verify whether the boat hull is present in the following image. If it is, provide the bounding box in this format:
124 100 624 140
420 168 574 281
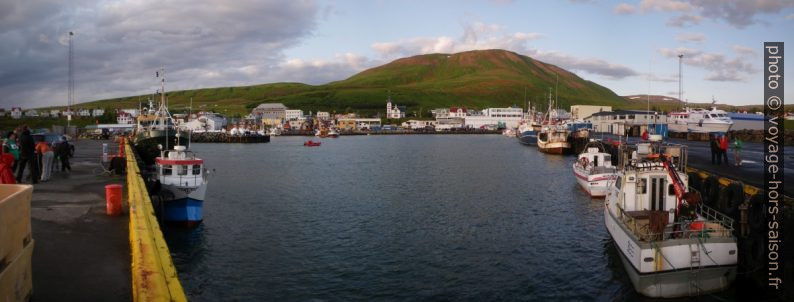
163 197 203 226
518 130 537 145
572 167 614 198
537 141 570 154
669 121 733 134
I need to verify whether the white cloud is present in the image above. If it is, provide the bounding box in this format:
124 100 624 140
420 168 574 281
675 32 706 42
614 3 636 15
658 47 758 82
732 44 756 56
528 50 639 79
666 14 704 27
640 0 694 13
787 13 794 19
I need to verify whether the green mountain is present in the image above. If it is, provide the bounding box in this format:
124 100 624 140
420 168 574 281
67 49 627 117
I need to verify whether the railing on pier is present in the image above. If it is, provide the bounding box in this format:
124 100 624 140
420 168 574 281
125 139 187 302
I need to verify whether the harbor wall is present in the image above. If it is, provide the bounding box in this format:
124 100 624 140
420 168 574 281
124 140 187 302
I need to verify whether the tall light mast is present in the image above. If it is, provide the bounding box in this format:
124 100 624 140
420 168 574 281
68 31 74 127
678 54 684 109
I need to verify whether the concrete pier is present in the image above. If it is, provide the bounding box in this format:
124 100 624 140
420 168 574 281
30 139 131 301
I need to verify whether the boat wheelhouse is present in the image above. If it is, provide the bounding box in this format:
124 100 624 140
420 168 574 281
155 145 208 226
605 141 737 298
572 141 617 197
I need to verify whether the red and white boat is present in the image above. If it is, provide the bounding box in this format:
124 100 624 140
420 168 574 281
304 140 321 147
155 145 208 226
572 141 617 197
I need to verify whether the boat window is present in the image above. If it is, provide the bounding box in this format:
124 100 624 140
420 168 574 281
628 115 635 119
604 155 611 163
668 184 676 195
637 178 647 194
178 165 188 176
163 165 172 175
615 176 622 190
193 164 201 175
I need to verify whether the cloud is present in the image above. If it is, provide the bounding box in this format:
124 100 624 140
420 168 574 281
787 13 794 19
644 73 679 83
614 3 636 15
372 21 543 59
658 47 758 82
691 0 794 28
665 14 704 27
675 32 706 42
0 0 320 108
272 53 380 84
527 50 639 79
732 44 756 56
640 0 694 13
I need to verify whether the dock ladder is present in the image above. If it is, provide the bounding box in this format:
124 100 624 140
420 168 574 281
688 241 702 296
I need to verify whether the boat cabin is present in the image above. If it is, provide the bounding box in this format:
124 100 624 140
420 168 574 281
156 145 205 187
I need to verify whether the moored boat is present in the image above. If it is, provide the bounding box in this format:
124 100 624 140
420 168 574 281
668 107 733 133
155 144 208 226
605 139 737 298
572 141 617 197
304 140 321 147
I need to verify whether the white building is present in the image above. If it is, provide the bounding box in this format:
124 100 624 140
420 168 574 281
120 109 140 117
117 111 135 124
50 109 61 117
431 108 450 118
402 120 437 129
181 112 228 132
39 111 50 118
316 111 330 120
586 110 667 136
78 109 91 117
0 109 6 117
92 108 105 117
449 107 468 118
285 109 304 120
23 110 39 117
434 117 465 131
10 108 22 119
570 105 612 120
464 107 523 129
386 98 405 119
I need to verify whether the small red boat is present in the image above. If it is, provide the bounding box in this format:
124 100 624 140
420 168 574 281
304 140 321 147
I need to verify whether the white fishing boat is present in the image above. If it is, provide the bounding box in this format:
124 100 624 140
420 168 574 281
155 143 208 226
668 107 733 133
266 127 281 136
572 141 617 197
605 139 737 298
537 124 571 154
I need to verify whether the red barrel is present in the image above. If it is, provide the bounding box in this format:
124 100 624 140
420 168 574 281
105 184 123 216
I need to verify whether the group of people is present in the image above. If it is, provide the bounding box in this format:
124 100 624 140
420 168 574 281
1 125 74 184
710 134 743 166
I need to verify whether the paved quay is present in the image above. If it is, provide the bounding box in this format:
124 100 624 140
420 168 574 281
28 139 131 301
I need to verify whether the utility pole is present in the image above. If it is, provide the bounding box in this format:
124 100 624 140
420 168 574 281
67 31 74 128
678 54 684 109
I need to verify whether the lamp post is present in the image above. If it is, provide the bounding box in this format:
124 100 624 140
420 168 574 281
68 31 74 128
678 54 684 109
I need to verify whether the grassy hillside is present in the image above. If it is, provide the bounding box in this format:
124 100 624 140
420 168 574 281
54 49 626 117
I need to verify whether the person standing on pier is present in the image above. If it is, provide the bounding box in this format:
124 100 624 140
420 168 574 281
36 139 54 181
718 134 729 166
56 136 72 172
733 137 743 167
3 132 20 172
710 135 720 165
15 127 38 184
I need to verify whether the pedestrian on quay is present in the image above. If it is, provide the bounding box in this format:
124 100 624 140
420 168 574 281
641 129 649 141
56 136 72 172
36 138 54 181
710 134 720 165
733 137 743 166
15 127 38 184
719 134 729 166
3 132 20 172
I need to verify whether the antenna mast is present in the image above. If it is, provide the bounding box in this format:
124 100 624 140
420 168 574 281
67 31 74 128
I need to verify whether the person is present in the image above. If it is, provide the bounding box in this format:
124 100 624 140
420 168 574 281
710 134 720 165
641 129 649 141
3 132 20 172
56 136 72 172
15 127 38 184
733 137 743 166
36 139 54 181
719 134 729 166
0 153 16 184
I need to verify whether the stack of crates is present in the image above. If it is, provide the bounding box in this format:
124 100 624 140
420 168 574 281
0 185 34 302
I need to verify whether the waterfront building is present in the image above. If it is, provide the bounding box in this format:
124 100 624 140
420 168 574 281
448 107 468 118
0 109 6 117
386 97 406 119
585 110 667 136
337 118 381 130
286 109 304 120
430 108 449 118
120 109 140 117
24 109 39 117
434 117 465 131
252 103 287 126
464 107 523 129
182 112 227 131
316 111 330 120
10 107 22 119
570 105 612 120
117 111 135 124
402 120 437 129
40 111 50 118
78 109 91 117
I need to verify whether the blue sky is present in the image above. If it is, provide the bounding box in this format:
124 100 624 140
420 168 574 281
1 0 792 108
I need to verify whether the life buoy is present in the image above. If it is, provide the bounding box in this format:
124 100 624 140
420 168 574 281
579 157 589 167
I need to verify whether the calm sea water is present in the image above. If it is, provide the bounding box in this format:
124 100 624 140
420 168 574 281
162 135 740 301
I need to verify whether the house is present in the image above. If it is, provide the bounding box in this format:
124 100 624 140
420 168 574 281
117 111 135 124
337 118 381 130
23 109 39 117
78 109 91 117
586 110 667 136
316 111 330 120
448 107 468 118
120 109 140 117
402 120 437 130
434 117 465 131
386 97 405 119
251 103 287 126
92 108 105 117
570 105 612 121
181 112 228 131
50 109 61 117
285 109 303 120
10 108 22 119
463 107 523 129
39 111 50 118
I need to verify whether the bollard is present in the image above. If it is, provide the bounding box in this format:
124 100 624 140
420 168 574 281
105 184 122 216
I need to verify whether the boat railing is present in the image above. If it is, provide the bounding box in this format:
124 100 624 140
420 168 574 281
589 166 617 175
617 206 733 242
160 173 204 187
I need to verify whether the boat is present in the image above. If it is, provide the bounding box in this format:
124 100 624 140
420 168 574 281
536 89 571 154
502 128 516 137
327 128 340 138
132 69 188 165
266 127 281 136
604 138 737 298
517 121 539 145
668 107 733 133
155 143 208 226
315 128 328 138
304 140 321 147
572 141 618 197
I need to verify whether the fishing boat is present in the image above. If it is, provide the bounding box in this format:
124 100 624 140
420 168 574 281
304 140 321 147
572 141 617 197
517 121 539 145
668 107 733 133
155 143 208 226
604 138 737 298
327 128 340 138
132 69 188 165
536 89 571 154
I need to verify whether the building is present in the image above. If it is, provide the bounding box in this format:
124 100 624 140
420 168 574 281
117 111 135 124
10 108 22 119
570 105 612 120
431 108 450 118
402 120 437 129
337 118 381 130
39 111 50 118
586 110 667 136
23 110 39 117
78 109 91 117
448 107 468 118
252 103 287 126
0 109 6 117
386 98 405 119
92 108 105 117
463 107 523 129
181 112 228 131
50 109 61 117
434 117 465 131
285 109 304 120
120 109 140 117
316 111 330 120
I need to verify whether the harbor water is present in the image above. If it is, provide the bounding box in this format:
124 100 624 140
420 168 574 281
163 135 745 301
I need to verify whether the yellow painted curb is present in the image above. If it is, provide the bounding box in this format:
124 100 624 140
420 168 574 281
125 140 187 302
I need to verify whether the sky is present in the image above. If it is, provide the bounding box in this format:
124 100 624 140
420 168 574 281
1 0 792 109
